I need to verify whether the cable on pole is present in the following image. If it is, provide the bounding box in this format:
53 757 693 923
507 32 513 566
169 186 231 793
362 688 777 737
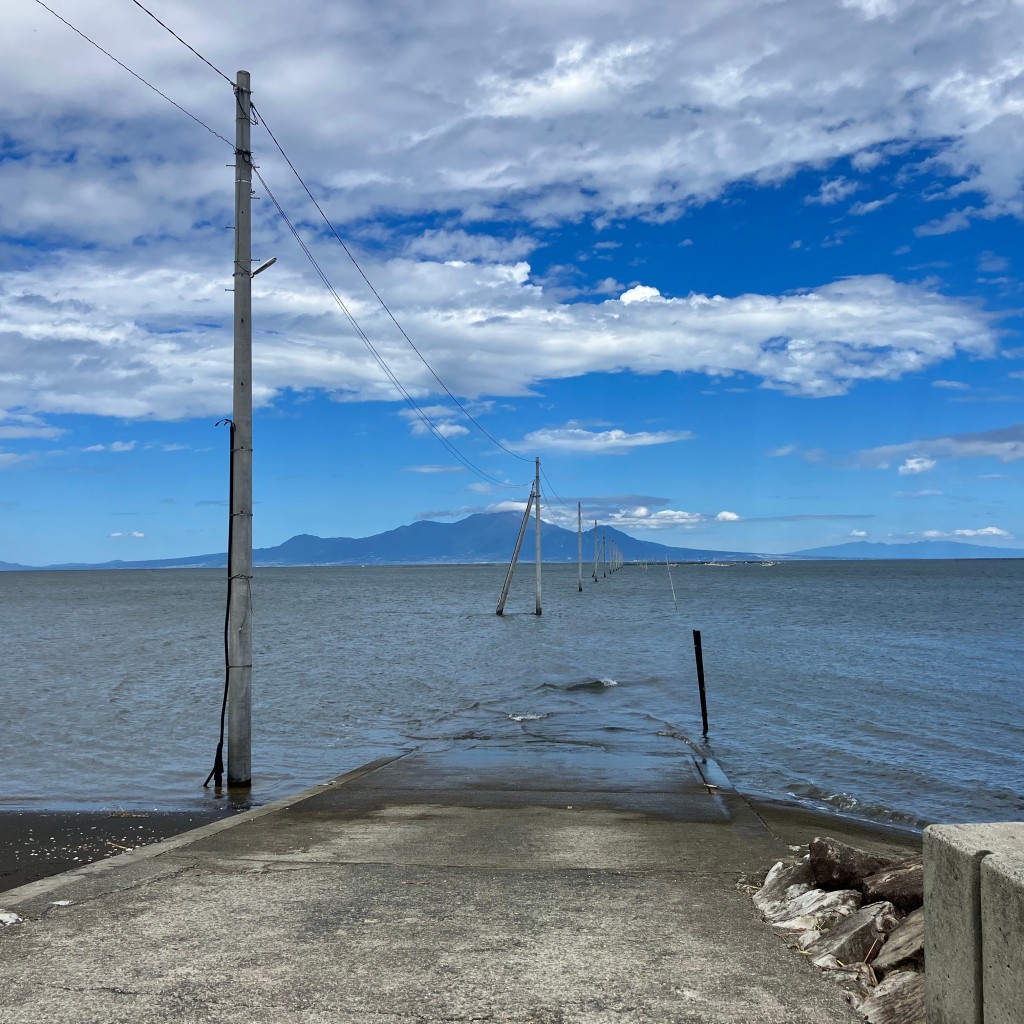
128 0 234 84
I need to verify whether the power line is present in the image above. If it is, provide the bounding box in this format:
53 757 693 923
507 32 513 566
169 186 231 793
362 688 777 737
128 0 234 85
251 104 532 465
31 0 232 148
253 165 528 489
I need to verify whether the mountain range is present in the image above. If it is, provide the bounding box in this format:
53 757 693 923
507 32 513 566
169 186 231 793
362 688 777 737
2 513 1021 570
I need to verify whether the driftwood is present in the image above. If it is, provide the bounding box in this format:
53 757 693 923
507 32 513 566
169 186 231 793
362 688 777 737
873 908 925 975
858 969 925 1024
804 901 901 967
862 857 923 913
810 836 895 890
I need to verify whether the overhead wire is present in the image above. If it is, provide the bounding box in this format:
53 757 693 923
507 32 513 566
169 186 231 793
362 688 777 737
252 165 528 488
33 1 562 497
128 0 234 85
250 104 532 465
31 0 233 149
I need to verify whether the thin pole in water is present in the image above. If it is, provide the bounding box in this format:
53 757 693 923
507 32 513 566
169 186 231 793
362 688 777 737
577 500 583 593
692 629 709 736
666 553 677 610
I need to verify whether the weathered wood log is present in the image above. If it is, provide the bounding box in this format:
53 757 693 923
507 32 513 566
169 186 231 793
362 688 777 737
810 836 895 890
862 856 924 913
859 968 925 1024
752 855 814 915
805 901 901 966
873 907 924 975
769 887 862 936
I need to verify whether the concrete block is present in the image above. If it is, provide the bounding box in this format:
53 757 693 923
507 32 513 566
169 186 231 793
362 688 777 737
924 823 1024 1024
981 850 1024 1024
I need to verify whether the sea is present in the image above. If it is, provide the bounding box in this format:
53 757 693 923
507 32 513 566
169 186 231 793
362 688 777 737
1 559 1021 830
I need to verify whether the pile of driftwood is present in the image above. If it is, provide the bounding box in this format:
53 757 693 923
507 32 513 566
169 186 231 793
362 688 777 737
749 837 924 1024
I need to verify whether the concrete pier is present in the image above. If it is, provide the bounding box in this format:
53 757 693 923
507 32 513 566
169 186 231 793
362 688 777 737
0 742 869 1023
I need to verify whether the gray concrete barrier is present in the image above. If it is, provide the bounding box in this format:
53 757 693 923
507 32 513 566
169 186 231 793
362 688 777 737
924 822 1024 1024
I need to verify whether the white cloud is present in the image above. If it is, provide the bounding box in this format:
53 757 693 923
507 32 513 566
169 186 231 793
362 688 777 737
850 529 869 537
849 194 896 215
955 526 1011 537
404 464 465 474
932 379 969 390
83 440 137 453
766 444 798 457
110 530 145 539
716 510 741 521
806 178 861 205
0 452 25 468
619 285 663 304
511 425 693 454
858 424 1024 467
898 456 937 475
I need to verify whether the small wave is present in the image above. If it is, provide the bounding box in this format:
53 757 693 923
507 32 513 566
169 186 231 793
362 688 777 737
508 713 547 722
787 782 929 830
566 677 619 691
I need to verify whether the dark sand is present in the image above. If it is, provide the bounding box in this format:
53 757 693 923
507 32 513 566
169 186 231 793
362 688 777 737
0 794 922 898
0 808 242 895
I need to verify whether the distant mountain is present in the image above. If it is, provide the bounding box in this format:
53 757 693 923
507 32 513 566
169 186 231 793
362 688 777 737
791 540 1024 560
6 516 1021 570
1 512 768 570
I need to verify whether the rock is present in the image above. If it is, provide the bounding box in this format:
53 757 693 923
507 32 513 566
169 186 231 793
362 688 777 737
873 907 925 975
0 910 22 927
862 856 924 913
813 954 875 1008
806 901 901 967
859 968 925 1024
769 887 862 935
810 836 895 890
752 855 814 914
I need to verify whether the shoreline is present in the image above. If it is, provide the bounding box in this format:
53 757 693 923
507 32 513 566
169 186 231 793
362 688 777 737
0 791 923 898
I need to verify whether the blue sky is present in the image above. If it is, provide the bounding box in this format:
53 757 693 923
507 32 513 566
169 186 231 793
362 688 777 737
2 0 1023 564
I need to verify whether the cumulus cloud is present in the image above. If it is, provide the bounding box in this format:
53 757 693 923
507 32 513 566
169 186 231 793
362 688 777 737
716 510 741 521
850 529 869 537
511 425 693 454
898 456 937 475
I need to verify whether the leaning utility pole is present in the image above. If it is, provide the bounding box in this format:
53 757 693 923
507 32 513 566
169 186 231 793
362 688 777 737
227 70 253 788
534 457 542 615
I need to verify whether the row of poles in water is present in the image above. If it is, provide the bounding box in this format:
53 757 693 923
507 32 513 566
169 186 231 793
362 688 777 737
492 459 709 738
495 457 625 617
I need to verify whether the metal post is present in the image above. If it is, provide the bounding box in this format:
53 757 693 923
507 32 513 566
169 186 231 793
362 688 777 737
534 457 542 615
227 70 253 788
577 500 583 592
496 487 534 615
692 629 709 736
593 520 599 581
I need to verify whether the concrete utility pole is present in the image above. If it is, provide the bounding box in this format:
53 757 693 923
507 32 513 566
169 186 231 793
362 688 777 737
496 486 534 616
577 500 583 592
593 520 599 581
227 70 253 788
534 457 542 615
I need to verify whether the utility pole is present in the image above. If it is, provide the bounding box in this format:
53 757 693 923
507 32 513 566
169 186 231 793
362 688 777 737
593 520 599 581
534 457 542 615
227 70 253 788
577 500 583 592
496 486 534 615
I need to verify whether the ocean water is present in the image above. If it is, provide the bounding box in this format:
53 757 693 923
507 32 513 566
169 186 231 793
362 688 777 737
1 560 1021 828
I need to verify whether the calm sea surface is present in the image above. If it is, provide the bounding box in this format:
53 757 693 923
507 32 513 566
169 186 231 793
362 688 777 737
1 560 1021 828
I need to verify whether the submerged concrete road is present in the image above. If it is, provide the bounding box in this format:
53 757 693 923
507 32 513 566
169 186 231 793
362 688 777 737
0 743 864 1023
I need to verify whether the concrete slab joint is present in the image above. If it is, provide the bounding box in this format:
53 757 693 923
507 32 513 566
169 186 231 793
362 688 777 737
923 822 1024 1024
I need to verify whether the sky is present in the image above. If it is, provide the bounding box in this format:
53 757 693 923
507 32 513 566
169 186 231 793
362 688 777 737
2 0 1024 564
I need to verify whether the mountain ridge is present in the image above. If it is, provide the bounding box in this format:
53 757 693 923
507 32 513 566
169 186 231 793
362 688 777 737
2 513 1021 569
